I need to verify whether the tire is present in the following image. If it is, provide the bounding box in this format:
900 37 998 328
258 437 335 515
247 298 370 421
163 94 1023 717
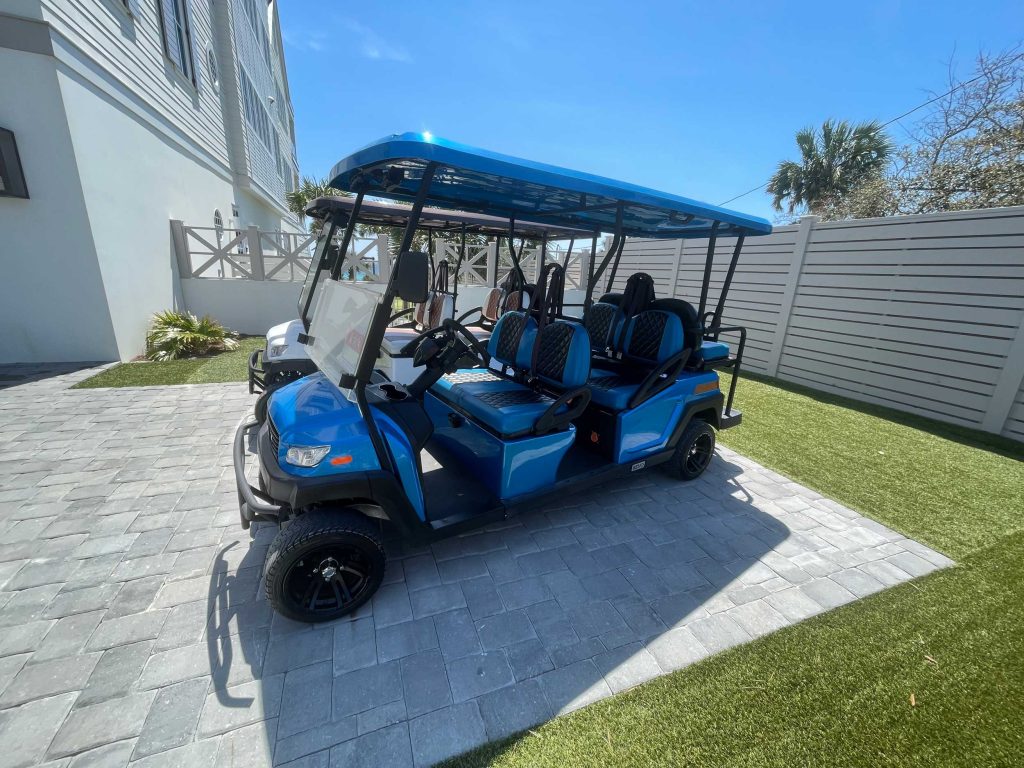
664 419 716 481
264 509 386 623
254 391 270 424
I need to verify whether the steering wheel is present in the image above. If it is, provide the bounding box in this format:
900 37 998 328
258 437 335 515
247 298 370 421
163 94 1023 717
402 318 491 369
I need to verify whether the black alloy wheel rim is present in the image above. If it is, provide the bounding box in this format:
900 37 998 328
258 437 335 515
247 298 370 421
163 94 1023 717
685 432 714 474
284 546 371 615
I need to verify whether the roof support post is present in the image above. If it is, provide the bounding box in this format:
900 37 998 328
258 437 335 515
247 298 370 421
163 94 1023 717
696 221 720 323
711 235 745 330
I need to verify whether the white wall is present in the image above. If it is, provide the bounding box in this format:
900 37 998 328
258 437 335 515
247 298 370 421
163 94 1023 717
180 278 302 335
0 46 118 363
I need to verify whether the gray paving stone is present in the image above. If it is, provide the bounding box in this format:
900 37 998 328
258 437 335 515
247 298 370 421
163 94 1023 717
800 577 859 610
475 609 537 650
133 677 208 759
377 617 438 663
516 549 565 577
436 555 488 583
446 651 515 702
409 583 466 618
196 675 284 738
276 716 357 765
48 690 157 758
505 638 554 682
688 613 752 654
726 601 790 638
214 719 275 768
538 659 612 715
86 610 168 650
332 617 376 676
645 626 710 672
593 642 663 693
460 577 504 620
330 722 412 768
278 660 333 741
0 653 100 708
611 595 667 639
68 739 135 767
764 587 824 622
433 608 482 662
333 660 402 719
0 691 77 768
401 649 451 718
78 640 155 706
128 739 219 768
475 678 552 740
0 619 54 657
831 567 887 597
138 642 209 690
32 610 105 662
264 627 333 675
371 583 414 628
569 600 627 639
408 701 486 768
357 699 407 736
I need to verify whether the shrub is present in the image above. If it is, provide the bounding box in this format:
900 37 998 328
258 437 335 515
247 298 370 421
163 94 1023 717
146 310 238 361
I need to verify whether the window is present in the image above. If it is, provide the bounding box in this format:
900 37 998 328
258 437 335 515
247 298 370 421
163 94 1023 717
273 130 283 178
121 0 140 18
240 69 273 149
158 0 200 87
240 0 272 67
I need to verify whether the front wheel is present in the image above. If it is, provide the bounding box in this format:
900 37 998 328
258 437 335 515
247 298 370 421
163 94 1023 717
664 420 716 481
264 509 386 623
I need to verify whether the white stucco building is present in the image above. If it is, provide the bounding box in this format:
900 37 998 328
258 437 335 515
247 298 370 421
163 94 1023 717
0 0 300 362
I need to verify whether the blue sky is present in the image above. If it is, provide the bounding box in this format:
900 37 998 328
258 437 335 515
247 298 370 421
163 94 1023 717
279 0 1022 220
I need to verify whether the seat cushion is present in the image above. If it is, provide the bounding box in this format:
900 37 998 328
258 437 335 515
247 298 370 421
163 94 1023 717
432 370 555 436
487 311 536 369
463 325 494 344
701 340 729 362
587 369 640 411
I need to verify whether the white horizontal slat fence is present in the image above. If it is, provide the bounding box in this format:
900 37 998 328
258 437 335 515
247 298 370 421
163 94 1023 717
614 206 1024 440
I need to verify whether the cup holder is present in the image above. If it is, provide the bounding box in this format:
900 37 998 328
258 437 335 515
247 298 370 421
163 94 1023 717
379 383 409 401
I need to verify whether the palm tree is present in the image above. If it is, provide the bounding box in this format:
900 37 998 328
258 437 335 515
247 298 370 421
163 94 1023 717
286 176 350 232
767 120 893 215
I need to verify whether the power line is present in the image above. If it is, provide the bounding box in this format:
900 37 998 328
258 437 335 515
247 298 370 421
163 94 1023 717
717 55 1022 207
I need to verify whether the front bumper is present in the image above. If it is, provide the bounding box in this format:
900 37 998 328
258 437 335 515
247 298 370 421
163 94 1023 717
247 349 266 394
233 419 286 529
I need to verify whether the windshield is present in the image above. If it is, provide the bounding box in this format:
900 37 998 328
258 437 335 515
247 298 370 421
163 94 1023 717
307 280 380 387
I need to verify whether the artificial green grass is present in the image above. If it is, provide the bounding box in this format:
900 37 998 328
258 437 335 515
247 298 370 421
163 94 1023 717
72 337 263 388
717 373 1024 560
445 374 1024 768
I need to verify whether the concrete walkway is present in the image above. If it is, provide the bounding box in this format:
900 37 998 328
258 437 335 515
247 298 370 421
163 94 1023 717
0 365 952 768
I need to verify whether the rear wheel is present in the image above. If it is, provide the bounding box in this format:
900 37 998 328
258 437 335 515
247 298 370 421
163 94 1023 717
264 509 386 623
664 419 716 481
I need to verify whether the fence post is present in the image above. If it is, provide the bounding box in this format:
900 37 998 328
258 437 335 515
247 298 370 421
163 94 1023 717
982 316 1024 434
576 248 591 292
765 215 817 377
486 242 498 287
247 226 264 280
170 220 192 278
666 238 684 298
377 234 391 281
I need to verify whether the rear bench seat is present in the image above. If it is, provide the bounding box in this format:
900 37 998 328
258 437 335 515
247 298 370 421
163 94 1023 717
432 310 591 438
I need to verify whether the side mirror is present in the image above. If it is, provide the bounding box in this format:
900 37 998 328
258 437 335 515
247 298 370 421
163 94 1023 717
394 251 429 303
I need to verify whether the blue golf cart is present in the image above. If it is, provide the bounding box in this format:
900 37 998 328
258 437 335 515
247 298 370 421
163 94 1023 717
234 133 771 622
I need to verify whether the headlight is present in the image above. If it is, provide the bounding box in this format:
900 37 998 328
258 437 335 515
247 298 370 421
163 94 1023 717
270 344 288 357
285 445 330 467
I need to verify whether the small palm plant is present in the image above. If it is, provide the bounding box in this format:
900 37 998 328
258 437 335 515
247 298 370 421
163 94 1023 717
146 310 238 361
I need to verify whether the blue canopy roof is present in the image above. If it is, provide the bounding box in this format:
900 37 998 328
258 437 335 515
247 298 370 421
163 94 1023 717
328 133 772 239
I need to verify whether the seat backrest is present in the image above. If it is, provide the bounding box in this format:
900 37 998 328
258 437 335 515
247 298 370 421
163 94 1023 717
428 292 454 328
481 287 504 323
487 310 537 369
650 298 701 360
620 308 686 366
532 320 591 390
583 297 622 353
414 291 434 327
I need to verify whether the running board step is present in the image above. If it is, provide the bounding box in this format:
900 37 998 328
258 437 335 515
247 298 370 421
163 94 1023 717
721 408 742 429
